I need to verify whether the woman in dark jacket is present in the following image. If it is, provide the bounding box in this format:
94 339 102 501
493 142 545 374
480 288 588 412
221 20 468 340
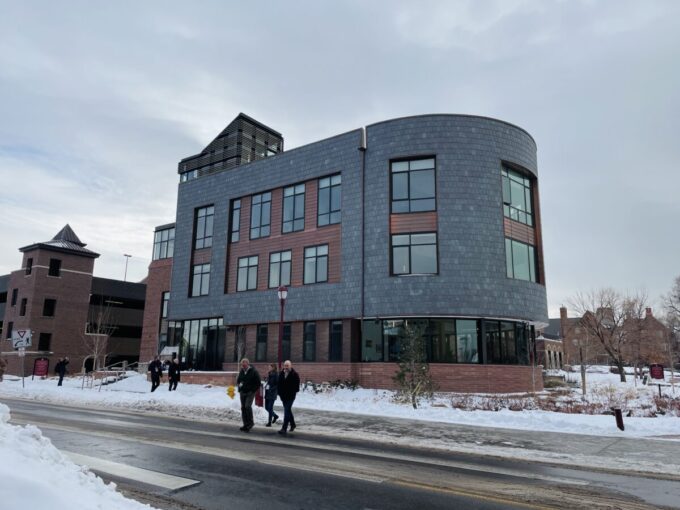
264 363 279 427
168 358 181 391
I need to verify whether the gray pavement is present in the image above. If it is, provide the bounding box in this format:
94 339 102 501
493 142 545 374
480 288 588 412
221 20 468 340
288 407 680 478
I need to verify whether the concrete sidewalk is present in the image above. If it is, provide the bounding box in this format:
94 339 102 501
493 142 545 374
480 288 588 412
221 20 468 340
293 407 680 478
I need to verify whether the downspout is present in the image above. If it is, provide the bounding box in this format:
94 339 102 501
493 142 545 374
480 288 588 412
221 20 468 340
359 127 367 363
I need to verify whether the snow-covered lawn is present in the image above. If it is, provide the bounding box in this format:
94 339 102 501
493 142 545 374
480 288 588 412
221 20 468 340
0 402 156 510
0 366 678 439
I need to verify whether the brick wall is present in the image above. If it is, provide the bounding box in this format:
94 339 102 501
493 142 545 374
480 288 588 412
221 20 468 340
139 258 172 362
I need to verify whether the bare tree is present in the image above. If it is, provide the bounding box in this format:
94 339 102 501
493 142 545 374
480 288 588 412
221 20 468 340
572 288 648 383
622 290 649 383
663 275 680 383
392 321 435 409
82 301 116 372
573 328 594 397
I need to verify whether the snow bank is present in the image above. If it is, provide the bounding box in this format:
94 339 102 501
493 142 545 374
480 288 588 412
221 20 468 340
0 402 156 510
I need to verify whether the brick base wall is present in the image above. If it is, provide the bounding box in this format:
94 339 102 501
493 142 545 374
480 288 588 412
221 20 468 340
221 362 543 393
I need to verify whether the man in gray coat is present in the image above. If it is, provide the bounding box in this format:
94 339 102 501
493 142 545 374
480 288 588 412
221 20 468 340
236 358 261 432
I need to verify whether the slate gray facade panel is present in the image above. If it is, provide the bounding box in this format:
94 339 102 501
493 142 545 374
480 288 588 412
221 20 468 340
168 114 548 327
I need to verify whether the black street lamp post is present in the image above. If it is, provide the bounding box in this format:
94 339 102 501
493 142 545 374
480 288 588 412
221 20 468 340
277 286 288 370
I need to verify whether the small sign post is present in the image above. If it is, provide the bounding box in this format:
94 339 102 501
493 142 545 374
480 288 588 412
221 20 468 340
33 357 50 380
650 364 665 398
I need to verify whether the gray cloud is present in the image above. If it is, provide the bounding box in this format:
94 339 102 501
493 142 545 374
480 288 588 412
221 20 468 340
0 0 678 316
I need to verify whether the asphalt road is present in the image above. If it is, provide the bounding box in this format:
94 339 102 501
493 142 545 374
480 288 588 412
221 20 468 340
5 398 680 510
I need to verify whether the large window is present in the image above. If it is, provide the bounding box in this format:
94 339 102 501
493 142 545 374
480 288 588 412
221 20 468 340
230 199 241 242
361 318 481 364
484 320 528 365
502 167 533 226
256 324 268 362
250 192 271 239
391 158 436 213
303 321 316 361
11 289 17 307
304 245 328 284
505 238 537 282
191 264 210 297
20 298 27 316
282 184 305 233
269 251 291 288
48 258 61 277
391 233 437 275
318 175 341 226
329 320 343 362
237 256 259 291
6 321 13 339
153 227 175 260
195 206 214 249
43 299 56 317
25 258 33 275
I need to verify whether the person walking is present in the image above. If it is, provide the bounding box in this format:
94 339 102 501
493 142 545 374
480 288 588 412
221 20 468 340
55 357 69 386
264 363 279 427
236 358 261 432
277 360 300 436
148 356 163 392
0 357 7 382
168 356 181 391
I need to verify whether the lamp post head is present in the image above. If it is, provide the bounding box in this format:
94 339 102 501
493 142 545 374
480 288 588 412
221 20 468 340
277 285 288 302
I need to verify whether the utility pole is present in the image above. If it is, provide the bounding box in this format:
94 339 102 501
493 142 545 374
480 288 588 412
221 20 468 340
123 254 132 282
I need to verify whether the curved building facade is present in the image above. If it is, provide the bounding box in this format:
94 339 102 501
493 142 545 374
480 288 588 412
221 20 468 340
140 113 548 392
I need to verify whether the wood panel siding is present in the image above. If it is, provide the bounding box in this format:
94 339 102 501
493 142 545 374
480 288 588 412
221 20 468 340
225 178 342 293
390 212 437 234
503 218 535 245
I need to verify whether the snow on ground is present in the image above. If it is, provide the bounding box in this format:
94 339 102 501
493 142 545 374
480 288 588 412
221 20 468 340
0 367 678 439
0 402 157 510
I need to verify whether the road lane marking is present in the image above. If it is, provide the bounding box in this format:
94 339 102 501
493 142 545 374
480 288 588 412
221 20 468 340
63 451 201 490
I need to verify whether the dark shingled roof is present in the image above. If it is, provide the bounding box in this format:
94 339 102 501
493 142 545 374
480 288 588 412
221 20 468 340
19 224 100 258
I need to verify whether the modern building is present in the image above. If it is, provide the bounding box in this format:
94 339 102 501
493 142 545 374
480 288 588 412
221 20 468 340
1 225 146 376
140 113 549 392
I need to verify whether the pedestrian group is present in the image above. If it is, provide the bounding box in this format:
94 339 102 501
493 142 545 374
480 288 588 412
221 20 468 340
236 358 300 435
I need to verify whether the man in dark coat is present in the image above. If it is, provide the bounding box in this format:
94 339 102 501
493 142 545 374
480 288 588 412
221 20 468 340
277 360 300 435
55 357 69 386
236 358 261 432
148 356 163 392
168 357 181 391
264 363 280 427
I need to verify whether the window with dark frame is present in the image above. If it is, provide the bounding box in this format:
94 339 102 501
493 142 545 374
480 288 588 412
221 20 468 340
303 321 316 361
269 250 291 288
505 238 537 282
329 320 343 361
43 299 56 317
25 258 33 275
255 324 268 361
153 227 175 260
282 184 305 233
391 233 438 275
237 256 259 291
191 264 211 297
38 333 51 351
230 199 242 242
391 158 436 213
250 192 271 239
11 289 18 307
318 175 341 226
48 258 61 277
282 323 291 361
19 298 27 316
194 206 215 249
502 167 534 226
161 292 170 318
303 245 328 284
6 321 13 339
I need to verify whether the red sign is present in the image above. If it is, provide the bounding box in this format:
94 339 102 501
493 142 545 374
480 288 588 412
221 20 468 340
33 358 50 379
650 364 664 380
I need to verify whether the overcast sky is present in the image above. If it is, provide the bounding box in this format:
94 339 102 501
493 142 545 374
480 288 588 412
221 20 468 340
1 0 678 318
